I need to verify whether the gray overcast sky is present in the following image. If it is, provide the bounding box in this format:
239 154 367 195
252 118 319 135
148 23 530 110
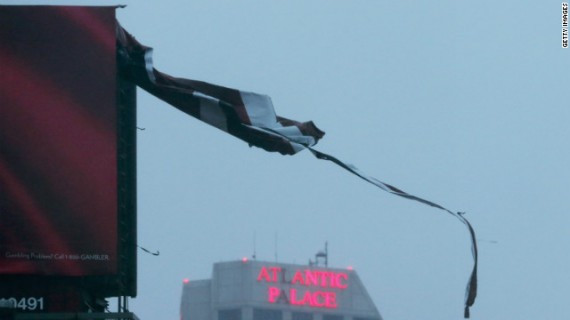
3 1 569 319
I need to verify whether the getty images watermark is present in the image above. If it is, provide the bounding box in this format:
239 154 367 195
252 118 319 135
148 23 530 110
563 2 569 47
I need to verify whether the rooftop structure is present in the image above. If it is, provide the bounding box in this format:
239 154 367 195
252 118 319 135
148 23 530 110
181 260 383 320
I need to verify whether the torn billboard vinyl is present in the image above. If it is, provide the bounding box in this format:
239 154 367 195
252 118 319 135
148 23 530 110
117 24 477 317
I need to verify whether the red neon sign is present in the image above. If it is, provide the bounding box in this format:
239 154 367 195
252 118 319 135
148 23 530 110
257 266 348 309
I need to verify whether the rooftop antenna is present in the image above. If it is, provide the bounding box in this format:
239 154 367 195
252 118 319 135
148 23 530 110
274 231 279 262
252 231 257 260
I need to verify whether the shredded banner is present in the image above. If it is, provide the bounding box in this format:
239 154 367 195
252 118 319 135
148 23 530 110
117 24 477 318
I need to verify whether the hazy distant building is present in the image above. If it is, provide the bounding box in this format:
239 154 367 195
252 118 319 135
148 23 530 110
180 260 383 320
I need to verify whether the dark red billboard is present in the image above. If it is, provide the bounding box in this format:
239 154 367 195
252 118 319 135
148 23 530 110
0 6 121 278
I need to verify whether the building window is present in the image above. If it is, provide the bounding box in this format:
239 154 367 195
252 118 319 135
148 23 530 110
253 308 282 320
292 312 312 320
323 315 343 320
219 309 241 320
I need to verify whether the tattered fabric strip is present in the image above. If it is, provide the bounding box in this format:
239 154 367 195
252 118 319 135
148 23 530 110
307 147 478 318
117 23 477 318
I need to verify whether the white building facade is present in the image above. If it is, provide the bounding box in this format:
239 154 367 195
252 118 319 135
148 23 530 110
180 260 383 320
